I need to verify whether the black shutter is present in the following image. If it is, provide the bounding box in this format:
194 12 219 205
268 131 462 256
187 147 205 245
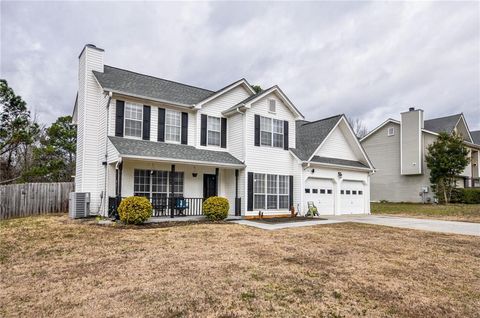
142 105 151 140
158 108 165 142
289 175 294 209
221 117 227 148
283 120 289 150
115 100 124 137
254 114 260 146
247 172 254 211
200 114 207 146
181 112 188 145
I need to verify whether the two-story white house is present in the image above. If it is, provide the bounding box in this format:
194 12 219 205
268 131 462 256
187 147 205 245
73 44 374 218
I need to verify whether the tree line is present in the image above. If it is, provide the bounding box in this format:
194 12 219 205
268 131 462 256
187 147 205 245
0 80 76 184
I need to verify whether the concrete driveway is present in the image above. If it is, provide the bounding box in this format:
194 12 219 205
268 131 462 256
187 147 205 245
326 215 480 236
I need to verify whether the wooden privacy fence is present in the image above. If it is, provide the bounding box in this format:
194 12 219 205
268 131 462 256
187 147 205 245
0 182 74 220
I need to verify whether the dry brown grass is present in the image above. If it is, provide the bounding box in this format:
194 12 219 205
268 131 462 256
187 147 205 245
372 202 480 223
1 215 479 318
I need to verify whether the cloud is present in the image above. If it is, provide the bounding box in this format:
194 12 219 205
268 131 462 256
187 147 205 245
1 1 479 130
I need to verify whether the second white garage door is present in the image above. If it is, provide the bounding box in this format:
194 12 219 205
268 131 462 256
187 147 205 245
340 180 365 214
304 178 335 215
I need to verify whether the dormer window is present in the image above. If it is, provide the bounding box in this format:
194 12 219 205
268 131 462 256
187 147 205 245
387 127 395 136
124 103 143 138
269 99 276 113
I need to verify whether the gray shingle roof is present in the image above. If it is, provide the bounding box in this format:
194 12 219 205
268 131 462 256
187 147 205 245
424 114 461 133
93 65 215 106
471 130 480 145
291 115 343 160
310 156 369 168
108 136 244 166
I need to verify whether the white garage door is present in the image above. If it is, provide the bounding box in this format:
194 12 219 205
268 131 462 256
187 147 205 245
340 180 365 214
304 178 335 215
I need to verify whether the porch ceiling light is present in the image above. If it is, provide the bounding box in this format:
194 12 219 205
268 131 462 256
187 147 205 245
338 172 343 178
192 173 198 178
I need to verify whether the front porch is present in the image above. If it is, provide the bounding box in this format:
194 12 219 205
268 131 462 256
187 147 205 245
107 158 244 218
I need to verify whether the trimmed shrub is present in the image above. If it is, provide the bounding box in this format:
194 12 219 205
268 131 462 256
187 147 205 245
449 188 480 204
118 196 152 224
203 196 229 221
462 188 480 204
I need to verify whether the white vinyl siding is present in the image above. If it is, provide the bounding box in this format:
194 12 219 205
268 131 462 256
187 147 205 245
207 116 221 146
124 103 143 138
165 109 181 143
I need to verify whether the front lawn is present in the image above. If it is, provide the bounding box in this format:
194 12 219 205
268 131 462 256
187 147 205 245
372 202 480 223
1 215 479 317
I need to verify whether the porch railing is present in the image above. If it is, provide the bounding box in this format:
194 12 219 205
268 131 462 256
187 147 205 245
108 196 204 219
464 177 480 188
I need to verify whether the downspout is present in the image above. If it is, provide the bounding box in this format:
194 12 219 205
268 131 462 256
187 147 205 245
100 91 112 216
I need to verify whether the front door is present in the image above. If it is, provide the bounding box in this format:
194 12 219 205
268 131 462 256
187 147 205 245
203 174 217 199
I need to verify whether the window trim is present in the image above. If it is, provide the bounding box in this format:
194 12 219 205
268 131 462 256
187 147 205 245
165 109 182 143
253 173 290 210
207 116 221 147
124 102 143 139
268 99 276 113
387 127 395 137
259 115 284 148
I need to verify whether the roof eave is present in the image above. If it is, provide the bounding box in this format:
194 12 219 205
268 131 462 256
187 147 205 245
304 160 374 172
119 154 245 168
105 88 195 109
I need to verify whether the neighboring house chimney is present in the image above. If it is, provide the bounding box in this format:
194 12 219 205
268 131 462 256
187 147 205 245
76 44 104 206
401 107 424 175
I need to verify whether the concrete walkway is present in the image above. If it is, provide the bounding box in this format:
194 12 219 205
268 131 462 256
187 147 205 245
232 218 345 230
326 215 480 236
233 215 480 236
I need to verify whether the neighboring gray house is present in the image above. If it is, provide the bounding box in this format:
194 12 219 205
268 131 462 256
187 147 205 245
361 108 480 202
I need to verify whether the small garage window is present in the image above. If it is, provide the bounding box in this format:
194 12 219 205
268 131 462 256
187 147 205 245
305 188 310 193
352 190 357 195
327 189 332 194
319 189 325 194
312 189 318 194
346 190 351 195
358 190 363 195
340 190 344 194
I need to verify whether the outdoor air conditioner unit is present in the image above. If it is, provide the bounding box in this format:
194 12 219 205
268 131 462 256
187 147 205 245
69 192 90 219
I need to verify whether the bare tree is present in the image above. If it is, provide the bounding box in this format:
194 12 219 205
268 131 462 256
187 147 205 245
347 116 368 138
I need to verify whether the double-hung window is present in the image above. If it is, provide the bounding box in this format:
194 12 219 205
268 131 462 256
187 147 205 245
124 103 143 138
207 116 221 146
165 109 181 143
267 175 278 209
253 173 266 209
260 116 283 148
253 173 290 210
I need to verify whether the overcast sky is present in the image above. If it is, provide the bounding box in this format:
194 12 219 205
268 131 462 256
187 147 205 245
1 1 479 130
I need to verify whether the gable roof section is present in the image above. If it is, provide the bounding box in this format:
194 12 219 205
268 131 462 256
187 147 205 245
291 115 343 161
93 65 215 106
222 85 304 118
471 130 480 145
194 78 255 108
360 118 400 142
424 113 462 134
108 136 244 167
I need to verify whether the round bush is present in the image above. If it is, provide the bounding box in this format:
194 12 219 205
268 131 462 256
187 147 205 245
118 196 152 224
203 196 229 221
